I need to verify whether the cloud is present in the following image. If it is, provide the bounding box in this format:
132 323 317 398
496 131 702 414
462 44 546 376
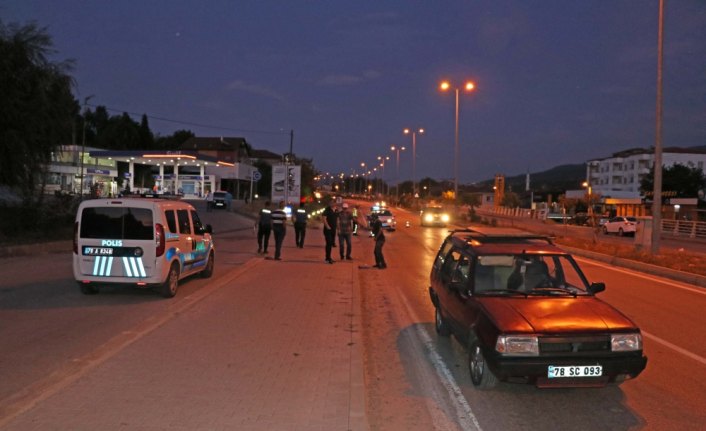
226 80 285 102
318 69 382 86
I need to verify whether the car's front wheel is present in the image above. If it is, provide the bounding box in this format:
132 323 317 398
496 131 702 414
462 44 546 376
160 263 180 298
618 228 625 236
435 306 451 336
469 340 498 389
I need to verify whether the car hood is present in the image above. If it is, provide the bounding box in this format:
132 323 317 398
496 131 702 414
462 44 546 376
479 297 638 333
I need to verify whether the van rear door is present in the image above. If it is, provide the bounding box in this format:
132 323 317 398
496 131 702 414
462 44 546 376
77 205 157 280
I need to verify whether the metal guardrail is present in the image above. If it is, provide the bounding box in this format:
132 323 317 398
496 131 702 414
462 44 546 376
476 206 706 240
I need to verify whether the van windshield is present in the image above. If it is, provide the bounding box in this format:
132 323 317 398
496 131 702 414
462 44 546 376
80 207 154 240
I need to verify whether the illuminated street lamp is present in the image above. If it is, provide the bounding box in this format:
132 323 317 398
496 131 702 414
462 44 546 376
440 80 475 203
390 145 406 201
377 155 389 196
582 181 594 226
403 127 424 196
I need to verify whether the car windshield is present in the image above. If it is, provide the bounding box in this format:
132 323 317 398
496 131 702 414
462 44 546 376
376 210 392 216
424 207 443 214
473 254 591 296
213 192 227 199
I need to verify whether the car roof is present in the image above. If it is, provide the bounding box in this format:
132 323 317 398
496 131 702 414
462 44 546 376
446 227 567 256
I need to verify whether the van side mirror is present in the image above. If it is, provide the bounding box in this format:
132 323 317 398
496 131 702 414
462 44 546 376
588 282 605 295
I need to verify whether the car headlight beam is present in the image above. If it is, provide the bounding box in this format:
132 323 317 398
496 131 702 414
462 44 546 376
611 333 642 352
495 335 539 356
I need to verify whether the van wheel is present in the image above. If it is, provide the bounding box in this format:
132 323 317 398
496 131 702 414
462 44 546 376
79 283 98 295
200 252 214 278
160 263 180 298
469 339 498 389
435 306 451 336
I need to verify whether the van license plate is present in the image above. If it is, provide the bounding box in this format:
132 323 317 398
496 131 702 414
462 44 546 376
83 247 114 256
548 365 602 378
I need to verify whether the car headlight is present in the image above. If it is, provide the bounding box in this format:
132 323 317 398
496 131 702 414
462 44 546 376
495 335 539 356
424 214 434 222
611 333 642 351
441 214 450 222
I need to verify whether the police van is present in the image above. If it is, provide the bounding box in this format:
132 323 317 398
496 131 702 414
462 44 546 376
73 196 215 298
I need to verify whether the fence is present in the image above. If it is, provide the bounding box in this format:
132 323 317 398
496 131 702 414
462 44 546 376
475 205 706 241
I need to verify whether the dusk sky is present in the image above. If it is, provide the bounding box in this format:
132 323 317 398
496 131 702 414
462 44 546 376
4 1 706 184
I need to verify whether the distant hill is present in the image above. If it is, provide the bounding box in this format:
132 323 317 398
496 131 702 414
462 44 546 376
474 164 586 194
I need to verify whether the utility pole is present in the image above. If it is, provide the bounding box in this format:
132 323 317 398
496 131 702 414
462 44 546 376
284 129 294 205
79 95 94 199
651 0 665 254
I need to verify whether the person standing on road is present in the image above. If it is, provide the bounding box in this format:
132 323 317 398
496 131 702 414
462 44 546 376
337 203 354 260
257 201 272 254
205 190 213 212
322 200 338 264
271 201 287 260
351 204 359 236
293 202 308 248
371 214 387 269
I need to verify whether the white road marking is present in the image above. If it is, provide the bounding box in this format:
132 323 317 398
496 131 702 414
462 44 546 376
395 287 483 431
576 256 706 367
574 256 706 296
642 331 706 367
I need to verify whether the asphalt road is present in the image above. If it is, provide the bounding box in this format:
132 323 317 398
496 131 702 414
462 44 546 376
1 201 705 430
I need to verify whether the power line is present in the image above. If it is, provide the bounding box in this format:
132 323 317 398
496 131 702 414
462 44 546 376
86 103 288 136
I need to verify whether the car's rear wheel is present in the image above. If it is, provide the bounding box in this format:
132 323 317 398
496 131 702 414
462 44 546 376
160 263 180 298
469 340 498 388
435 306 451 336
200 251 214 278
79 283 98 295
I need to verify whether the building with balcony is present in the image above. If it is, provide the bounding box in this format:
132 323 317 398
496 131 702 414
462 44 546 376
586 147 706 197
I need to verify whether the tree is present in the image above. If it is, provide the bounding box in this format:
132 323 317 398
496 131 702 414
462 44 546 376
501 192 521 208
0 20 77 203
640 163 706 198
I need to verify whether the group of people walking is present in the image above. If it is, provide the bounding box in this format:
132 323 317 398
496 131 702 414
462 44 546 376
256 199 385 268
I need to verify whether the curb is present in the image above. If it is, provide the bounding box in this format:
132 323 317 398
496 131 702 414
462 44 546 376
560 245 706 289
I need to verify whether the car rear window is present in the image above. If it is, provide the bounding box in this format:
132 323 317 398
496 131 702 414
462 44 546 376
80 207 153 240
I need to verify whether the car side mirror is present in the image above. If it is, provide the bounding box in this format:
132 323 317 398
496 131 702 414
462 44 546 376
205 224 213 234
588 282 605 295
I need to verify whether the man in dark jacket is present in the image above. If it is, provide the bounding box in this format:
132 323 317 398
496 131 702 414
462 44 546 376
322 200 338 264
271 201 287 260
371 214 387 269
293 202 308 248
257 201 272 254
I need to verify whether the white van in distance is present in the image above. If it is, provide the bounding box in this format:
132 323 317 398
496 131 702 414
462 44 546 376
73 197 214 298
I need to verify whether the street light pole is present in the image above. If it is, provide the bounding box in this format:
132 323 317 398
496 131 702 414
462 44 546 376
390 145 406 202
440 80 475 204
403 128 424 197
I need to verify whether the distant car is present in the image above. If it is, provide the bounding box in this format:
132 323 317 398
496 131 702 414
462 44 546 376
428 227 647 388
212 191 228 209
421 206 451 227
603 216 637 236
367 207 396 231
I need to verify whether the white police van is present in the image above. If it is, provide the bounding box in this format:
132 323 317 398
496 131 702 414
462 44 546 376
73 196 214 298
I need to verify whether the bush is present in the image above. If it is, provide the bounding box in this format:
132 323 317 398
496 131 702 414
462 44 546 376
0 195 78 244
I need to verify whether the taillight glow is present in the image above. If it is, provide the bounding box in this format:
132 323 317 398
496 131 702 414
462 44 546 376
73 221 79 254
155 223 165 257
